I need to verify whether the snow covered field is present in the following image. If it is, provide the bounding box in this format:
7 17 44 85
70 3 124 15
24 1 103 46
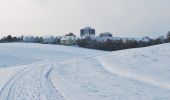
0 43 170 100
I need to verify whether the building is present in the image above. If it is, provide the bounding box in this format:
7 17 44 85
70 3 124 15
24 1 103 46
142 36 150 42
99 32 112 37
121 38 141 43
157 36 165 43
60 33 78 45
43 36 60 44
80 26 95 38
65 33 75 37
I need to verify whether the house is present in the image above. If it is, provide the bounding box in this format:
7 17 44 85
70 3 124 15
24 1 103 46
121 38 141 43
157 36 165 43
99 32 112 37
60 33 78 45
23 36 43 43
43 36 60 44
23 36 33 43
142 36 150 42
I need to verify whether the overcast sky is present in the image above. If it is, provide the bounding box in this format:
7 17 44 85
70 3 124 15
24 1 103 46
0 0 170 37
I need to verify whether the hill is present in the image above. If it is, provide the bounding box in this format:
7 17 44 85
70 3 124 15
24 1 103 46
0 43 170 100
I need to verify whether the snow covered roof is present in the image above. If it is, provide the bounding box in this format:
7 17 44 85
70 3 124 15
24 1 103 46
99 32 112 37
85 26 92 29
60 36 77 41
82 26 94 30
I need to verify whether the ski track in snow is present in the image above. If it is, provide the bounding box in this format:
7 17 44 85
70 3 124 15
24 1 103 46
0 61 64 100
0 62 41 99
40 65 64 100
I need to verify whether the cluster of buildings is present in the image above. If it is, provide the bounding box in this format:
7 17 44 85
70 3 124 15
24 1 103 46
78 26 151 43
60 26 118 45
80 26 112 38
23 26 155 45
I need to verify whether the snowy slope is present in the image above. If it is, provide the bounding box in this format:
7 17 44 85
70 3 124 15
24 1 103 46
0 43 104 67
51 43 170 100
0 43 170 100
0 43 105 100
0 65 28 91
96 44 170 90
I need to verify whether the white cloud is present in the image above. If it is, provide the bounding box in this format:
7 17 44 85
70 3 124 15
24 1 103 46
0 0 169 37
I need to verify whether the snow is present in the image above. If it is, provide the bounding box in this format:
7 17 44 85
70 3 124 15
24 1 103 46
0 43 104 62
96 49 170 90
0 43 170 100
0 66 27 91
60 36 77 41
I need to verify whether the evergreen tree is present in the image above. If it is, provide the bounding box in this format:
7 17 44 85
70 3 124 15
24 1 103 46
6 35 13 42
167 31 170 42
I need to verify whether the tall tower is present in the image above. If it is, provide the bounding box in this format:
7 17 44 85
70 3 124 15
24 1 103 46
80 26 95 37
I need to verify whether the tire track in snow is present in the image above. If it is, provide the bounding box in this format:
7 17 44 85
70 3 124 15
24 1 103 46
0 61 47 100
0 53 106 100
40 65 64 100
8 65 46 100
0 61 64 100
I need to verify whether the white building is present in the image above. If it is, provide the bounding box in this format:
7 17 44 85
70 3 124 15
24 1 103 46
60 36 78 45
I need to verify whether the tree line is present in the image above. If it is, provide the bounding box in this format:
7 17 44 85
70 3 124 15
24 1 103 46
0 35 23 43
77 32 170 51
0 32 170 51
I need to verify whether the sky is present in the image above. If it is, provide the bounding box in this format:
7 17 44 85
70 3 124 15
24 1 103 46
0 0 170 38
